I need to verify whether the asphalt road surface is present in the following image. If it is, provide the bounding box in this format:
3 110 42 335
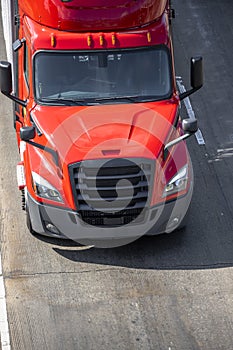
0 0 233 349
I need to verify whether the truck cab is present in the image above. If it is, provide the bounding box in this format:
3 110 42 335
0 0 203 246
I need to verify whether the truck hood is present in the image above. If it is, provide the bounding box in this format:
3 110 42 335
31 101 178 165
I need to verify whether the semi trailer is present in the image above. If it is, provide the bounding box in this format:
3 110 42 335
0 0 203 246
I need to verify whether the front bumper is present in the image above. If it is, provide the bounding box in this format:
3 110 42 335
27 183 192 242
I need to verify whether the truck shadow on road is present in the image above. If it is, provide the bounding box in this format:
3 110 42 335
37 224 233 270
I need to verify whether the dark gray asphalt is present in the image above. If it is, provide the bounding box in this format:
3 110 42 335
0 0 233 349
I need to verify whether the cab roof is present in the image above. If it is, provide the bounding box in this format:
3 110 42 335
20 0 168 31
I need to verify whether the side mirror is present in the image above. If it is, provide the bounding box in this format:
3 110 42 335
179 56 203 100
13 39 24 52
20 126 60 168
191 57 203 89
0 61 13 94
182 118 198 134
20 126 36 141
0 60 27 107
164 118 198 160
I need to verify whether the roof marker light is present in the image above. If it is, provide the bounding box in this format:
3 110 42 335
100 35 104 46
147 32 151 43
51 34 56 47
112 34 116 46
87 35 92 47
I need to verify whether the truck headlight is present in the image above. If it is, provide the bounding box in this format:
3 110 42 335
32 172 63 202
162 165 188 198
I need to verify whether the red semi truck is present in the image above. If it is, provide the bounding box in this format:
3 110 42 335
0 0 203 245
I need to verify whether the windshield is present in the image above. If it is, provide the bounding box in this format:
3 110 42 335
34 46 172 105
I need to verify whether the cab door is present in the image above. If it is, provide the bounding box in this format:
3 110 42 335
14 38 31 147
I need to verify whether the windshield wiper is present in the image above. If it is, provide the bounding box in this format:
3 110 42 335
39 97 87 106
94 96 139 103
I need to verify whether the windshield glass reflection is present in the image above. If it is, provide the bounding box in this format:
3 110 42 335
34 46 172 105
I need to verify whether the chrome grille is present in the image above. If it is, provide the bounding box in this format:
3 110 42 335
69 158 153 226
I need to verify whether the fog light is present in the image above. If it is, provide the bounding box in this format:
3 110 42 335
45 222 60 235
166 216 180 231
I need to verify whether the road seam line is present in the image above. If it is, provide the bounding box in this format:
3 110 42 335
0 254 11 350
176 76 205 145
0 1 11 348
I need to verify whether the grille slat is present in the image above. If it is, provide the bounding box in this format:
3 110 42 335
77 202 147 212
77 190 148 202
74 180 149 191
77 176 149 188
75 170 151 181
69 158 153 227
80 165 142 176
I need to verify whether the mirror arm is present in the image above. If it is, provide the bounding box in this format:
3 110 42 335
163 132 191 161
2 91 27 107
26 140 60 168
179 86 201 101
